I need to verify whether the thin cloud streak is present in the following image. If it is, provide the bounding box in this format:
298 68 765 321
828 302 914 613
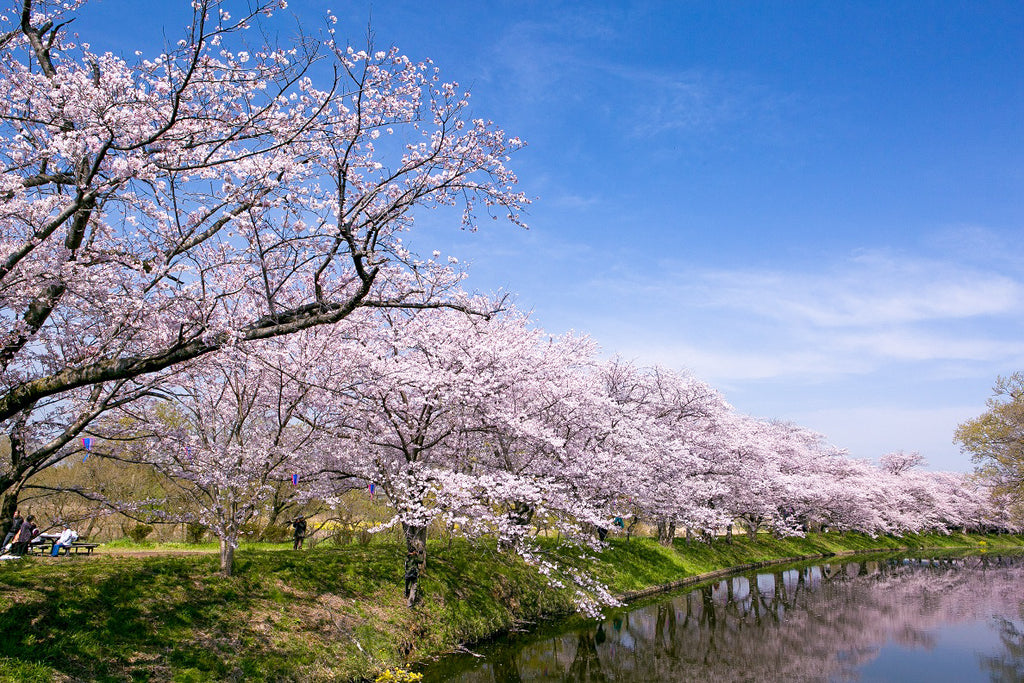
698 253 1024 328
578 245 1024 384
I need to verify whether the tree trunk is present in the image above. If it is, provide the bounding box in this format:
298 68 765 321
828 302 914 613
1 413 29 526
219 538 235 577
0 490 18 532
262 490 296 539
725 525 733 544
82 514 98 541
656 518 676 546
402 522 427 607
501 501 535 549
510 501 535 526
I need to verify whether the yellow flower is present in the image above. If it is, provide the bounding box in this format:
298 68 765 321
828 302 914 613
375 669 423 683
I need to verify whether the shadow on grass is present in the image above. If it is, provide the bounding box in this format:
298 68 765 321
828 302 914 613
1 555 249 680
0 548 408 681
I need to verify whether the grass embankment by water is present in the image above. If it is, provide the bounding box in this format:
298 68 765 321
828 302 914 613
1 531 1021 682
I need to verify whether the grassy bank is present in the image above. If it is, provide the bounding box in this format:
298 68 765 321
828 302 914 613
1 531 1022 682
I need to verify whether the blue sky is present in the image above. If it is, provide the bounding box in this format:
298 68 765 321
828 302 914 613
76 1 1024 471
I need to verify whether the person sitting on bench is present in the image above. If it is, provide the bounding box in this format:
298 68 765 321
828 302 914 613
50 525 79 556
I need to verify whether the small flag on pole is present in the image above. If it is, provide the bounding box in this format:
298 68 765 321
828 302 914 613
292 473 299 486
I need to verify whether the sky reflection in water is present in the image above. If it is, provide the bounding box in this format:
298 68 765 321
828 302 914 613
426 554 1024 682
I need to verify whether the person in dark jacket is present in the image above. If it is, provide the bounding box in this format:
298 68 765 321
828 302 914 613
2 510 22 551
291 516 307 550
10 515 37 556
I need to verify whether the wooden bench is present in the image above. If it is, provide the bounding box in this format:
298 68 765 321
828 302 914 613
27 539 54 555
66 542 99 555
34 541 100 556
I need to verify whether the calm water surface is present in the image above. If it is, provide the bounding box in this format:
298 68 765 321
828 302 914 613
424 553 1024 682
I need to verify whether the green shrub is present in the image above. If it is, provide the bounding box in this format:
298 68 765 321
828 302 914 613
128 523 154 543
329 528 354 546
185 522 207 544
260 523 292 543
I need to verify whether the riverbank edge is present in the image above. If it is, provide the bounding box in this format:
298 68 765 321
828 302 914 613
417 531 1024 677
1 532 1022 682
423 534 1024 683
616 545 952 602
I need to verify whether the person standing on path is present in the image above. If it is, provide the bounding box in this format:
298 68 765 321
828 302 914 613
291 515 307 550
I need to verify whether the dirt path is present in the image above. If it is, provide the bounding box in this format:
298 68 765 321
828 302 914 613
2 548 215 562
92 548 217 557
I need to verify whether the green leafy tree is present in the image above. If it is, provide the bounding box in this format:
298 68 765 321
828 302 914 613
954 372 1024 520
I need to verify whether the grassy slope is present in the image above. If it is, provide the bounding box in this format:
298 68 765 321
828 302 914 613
1 531 1022 682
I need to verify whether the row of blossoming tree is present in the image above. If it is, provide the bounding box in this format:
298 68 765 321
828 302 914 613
93 303 1012 612
0 0 1013 615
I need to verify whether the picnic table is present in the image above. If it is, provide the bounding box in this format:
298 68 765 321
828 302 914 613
27 534 58 555
27 534 99 556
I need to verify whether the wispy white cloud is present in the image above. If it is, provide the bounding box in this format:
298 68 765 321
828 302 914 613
576 245 1024 384
927 224 1024 270
487 13 798 147
836 330 1024 363
698 250 1024 328
618 68 796 142
548 193 604 210
600 339 873 383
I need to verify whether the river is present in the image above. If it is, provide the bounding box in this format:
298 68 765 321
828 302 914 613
424 552 1024 682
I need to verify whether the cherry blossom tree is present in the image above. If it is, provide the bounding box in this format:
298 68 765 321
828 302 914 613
460 328 610 547
104 335 346 575
597 360 736 545
301 305 620 610
925 470 992 532
801 456 887 534
870 451 944 533
879 450 927 476
298 304 513 604
0 0 526 516
717 415 788 540
765 421 851 536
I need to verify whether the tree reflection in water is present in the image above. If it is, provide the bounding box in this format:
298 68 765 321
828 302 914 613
426 554 1024 682
981 615 1024 683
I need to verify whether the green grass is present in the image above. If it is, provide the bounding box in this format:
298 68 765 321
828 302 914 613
1 531 1021 682
98 539 295 552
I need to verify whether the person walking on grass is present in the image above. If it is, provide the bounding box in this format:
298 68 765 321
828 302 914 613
292 515 307 550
